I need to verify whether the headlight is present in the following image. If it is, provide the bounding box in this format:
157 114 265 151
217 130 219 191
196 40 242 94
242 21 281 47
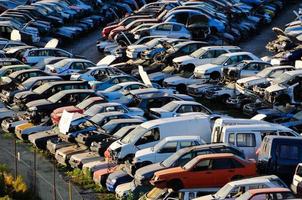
153 176 159 181
111 179 116 184
132 157 140 164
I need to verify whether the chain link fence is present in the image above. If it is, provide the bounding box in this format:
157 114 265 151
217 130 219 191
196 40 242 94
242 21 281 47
0 134 84 200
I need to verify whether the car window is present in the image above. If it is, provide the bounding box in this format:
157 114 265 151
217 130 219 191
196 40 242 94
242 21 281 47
55 49 70 57
126 84 143 90
172 24 181 31
215 50 227 57
244 63 259 70
84 62 95 68
135 128 160 145
201 50 215 59
231 158 244 168
71 62 85 70
156 24 172 31
111 78 119 84
177 105 193 113
180 141 195 149
193 159 210 171
118 77 133 83
38 50 51 56
225 56 238 65
160 142 178 153
236 133 256 147
277 144 299 160
229 133 235 145
211 158 233 170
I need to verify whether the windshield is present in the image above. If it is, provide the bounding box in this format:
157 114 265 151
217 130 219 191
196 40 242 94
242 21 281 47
145 39 159 47
53 59 70 68
161 151 183 167
191 48 206 58
48 92 64 103
214 183 233 198
256 68 272 77
104 85 123 92
77 99 90 110
161 101 178 112
84 105 102 116
294 111 302 120
33 84 49 94
273 73 293 84
113 126 135 138
121 126 147 144
211 55 228 65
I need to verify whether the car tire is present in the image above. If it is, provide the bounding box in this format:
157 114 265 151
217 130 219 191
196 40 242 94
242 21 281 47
100 174 109 187
168 179 183 191
184 64 195 72
210 71 221 80
122 154 134 163
176 84 187 94
221 94 231 104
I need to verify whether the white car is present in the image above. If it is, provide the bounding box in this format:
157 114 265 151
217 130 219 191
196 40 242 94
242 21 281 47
45 58 95 75
134 22 192 40
70 66 124 81
204 83 240 103
194 52 261 80
84 102 145 117
150 100 211 118
173 46 241 70
126 37 178 59
132 136 204 168
21 48 73 65
236 65 295 94
196 175 288 200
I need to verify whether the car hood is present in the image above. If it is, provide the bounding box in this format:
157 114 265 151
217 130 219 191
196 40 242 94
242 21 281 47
128 44 147 51
155 167 183 177
265 84 286 93
164 76 191 85
173 55 195 64
196 63 218 72
128 107 144 116
188 83 214 89
13 90 32 99
135 163 165 180
237 76 266 85
135 147 153 159
52 106 78 114
26 99 52 109
149 72 172 82
150 107 168 114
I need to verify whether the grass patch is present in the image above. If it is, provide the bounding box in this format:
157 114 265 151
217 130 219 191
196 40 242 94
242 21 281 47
2 133 12 139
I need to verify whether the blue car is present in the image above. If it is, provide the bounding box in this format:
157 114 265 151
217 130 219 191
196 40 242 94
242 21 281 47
106 169 133 192
89 75 138 91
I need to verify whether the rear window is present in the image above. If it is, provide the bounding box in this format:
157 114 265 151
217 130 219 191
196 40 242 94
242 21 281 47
236 133 256 147
277 144 299 160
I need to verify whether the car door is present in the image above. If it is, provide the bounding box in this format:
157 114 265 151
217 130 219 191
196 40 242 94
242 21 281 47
234 132 257 159
155 141 178 163
184 159 216 188
70 62 85 74
240 63 260 78
152 24 173 36
209 158 237 186
135 127 160 150
171 24 183 38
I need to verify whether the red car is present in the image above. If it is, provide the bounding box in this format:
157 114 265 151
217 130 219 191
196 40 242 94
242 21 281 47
237 188 296 200
51 96 106 124
151 153 257 191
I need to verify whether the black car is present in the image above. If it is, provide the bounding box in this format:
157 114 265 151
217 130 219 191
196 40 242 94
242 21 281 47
25 89 97 123
0 69 49 92
14 80 90 110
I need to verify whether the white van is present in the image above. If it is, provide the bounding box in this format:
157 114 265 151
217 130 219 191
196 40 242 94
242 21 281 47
107 115 211 162
212 123 300 159
211 118 269 143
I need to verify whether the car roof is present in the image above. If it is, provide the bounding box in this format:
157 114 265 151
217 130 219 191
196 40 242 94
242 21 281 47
170 100 201 106
219 52 253 57
223 123 293 132
227 175 280 186
59 58 93 63
114 81 144 87
283 69 302 76
162 135 201 142
129 88 161 95
200 46 240 51
56 89 95 94
265 135 302 141
104 118 143 124
9 68 42 77
93 102 122 107
195 153 235 160
1 64 30 69
22 75 61 84
42 80 87 87
141 114 207 129
247 187 290 195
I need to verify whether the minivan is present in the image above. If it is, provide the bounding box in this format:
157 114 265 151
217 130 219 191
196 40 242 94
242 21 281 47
258 136 302 183
106 114 211 162
212 123 300 159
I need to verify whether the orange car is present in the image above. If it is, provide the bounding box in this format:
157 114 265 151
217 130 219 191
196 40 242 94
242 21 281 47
151 153 257 191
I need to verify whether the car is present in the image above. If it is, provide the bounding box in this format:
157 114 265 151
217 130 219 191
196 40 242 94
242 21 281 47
134 143 246 185
70 65 125 82
194 52 261 81
33 57 67 70
234 188 295 200
236 66 294 94
291 163 302 197
21 48 74 65
196 175 288 200
25 89 97 123
0 64 31 77
89 74 138 90
223 60 272 81
149 100 212 119
172 46 242 71
50 96 107 125
83 102 145 118
264 70 302 105
151 153 257 191
0 58 23 67
0 75 62 103
204 83 240 103
132 136 204 169
13 80 90 110
69 151 101 169
45 58 96 76
134 22 192 40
